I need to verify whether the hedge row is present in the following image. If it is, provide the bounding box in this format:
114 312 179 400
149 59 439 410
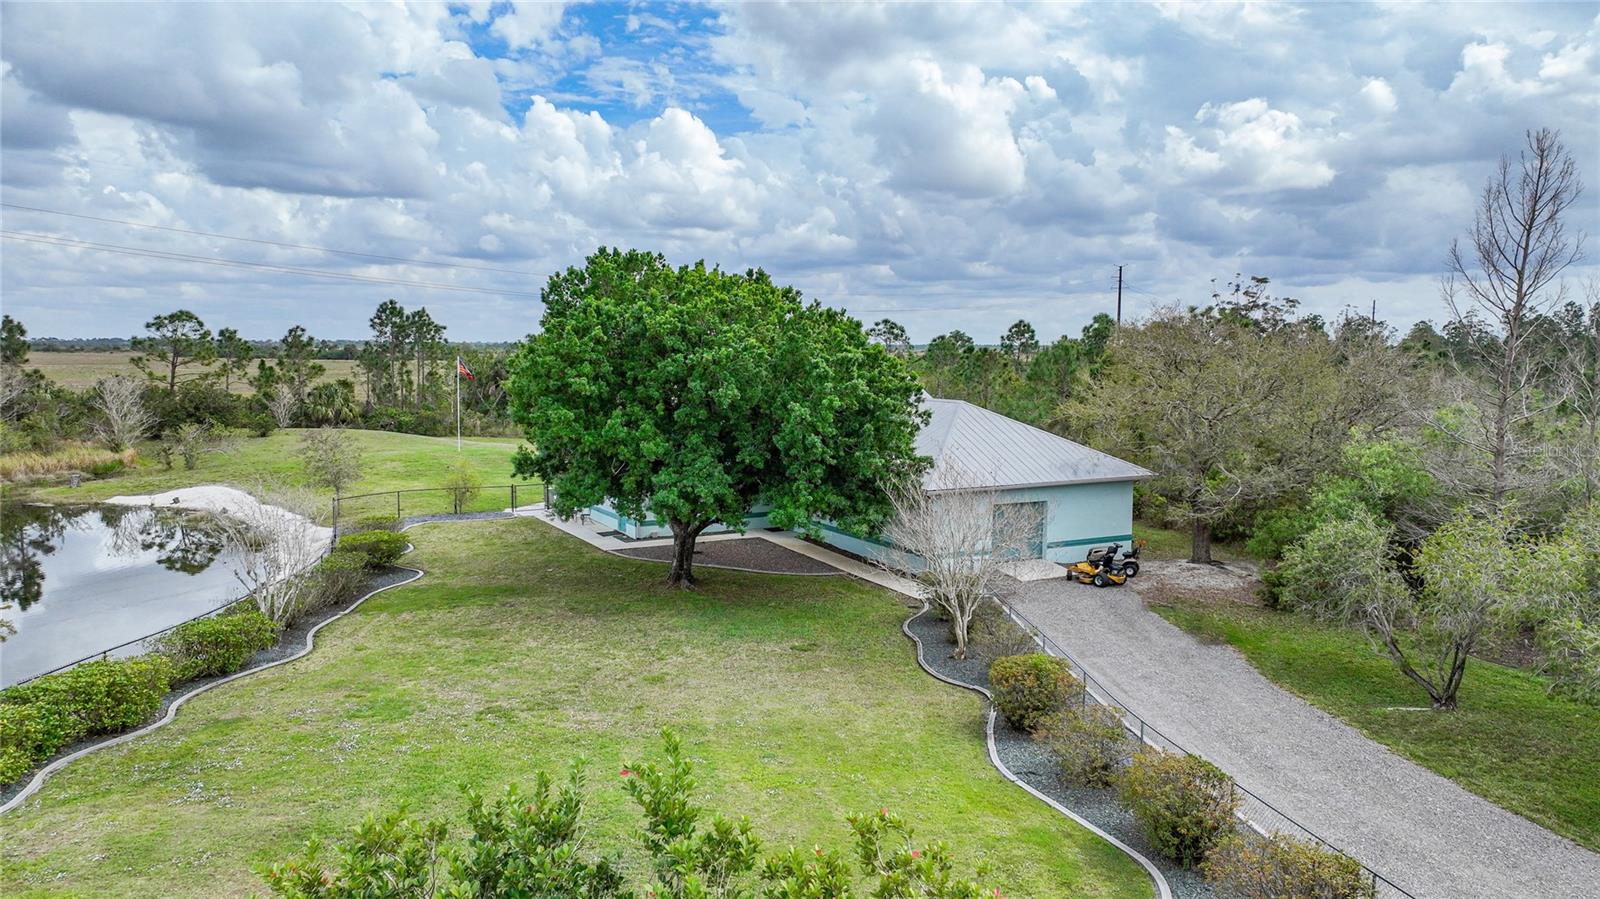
1 606 287 784
0 655 175 783
156 609 280 681
336 530 407 569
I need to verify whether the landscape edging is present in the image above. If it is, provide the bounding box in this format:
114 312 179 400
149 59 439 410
900 600 1175 899
0 537 425 816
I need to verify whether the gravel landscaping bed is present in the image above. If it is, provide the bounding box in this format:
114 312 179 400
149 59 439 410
1 564 419 809
616 536 841 576
905 606 1210 899
402 511 516 527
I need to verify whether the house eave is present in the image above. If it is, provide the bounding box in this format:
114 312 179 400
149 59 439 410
923 472 1157 494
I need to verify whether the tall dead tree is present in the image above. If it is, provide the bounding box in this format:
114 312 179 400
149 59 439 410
1440 128 1586 510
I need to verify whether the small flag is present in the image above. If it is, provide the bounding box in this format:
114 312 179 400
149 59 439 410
456 356 475 380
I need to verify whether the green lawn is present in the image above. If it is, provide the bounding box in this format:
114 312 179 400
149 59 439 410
0 519 1154 898
1153 600 1600 851
1131 522 1253 562
25 429 531 521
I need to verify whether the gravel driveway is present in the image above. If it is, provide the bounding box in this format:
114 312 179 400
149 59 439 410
1007 564 1600 899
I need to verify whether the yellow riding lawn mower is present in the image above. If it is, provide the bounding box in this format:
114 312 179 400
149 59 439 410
1065 541 1143 587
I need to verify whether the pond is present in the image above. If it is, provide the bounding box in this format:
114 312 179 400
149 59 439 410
0 503 246 688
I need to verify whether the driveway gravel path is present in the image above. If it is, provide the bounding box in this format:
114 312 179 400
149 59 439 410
1007 563 1600 899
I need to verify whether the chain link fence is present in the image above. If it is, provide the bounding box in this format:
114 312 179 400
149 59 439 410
997 598 1420 899
330 484 536 537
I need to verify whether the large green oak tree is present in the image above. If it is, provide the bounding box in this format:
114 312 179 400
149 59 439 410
508 248 926 586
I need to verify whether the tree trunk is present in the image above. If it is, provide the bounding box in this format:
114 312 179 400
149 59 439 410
666 520 708 588
1189 519 1213 564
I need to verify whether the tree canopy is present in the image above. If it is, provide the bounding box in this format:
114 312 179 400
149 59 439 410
508 248 926 586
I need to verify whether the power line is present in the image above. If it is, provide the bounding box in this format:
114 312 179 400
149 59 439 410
0 202 539 277
0 230 545 300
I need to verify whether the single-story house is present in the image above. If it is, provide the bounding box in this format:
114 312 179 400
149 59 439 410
586 397 1154 564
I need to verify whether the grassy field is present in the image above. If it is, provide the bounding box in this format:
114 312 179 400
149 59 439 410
0 519 1154 898
1131 521 1253 562
22 429 530 521
26 351 358 392
1152 599 1600 851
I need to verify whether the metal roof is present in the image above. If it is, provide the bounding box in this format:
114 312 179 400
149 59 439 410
917 397 1155 491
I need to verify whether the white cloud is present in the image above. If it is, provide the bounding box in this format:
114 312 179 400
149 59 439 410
1359 77 1398 114
489 2 567 52
0 0 1596 343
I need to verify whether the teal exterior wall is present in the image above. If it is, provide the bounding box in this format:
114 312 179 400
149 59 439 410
589 480 1133 564
810 480 1134 565
587 501 771 540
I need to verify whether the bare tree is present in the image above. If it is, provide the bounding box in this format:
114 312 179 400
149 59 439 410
0 365 26 420
298 427 363 494
1438 127 1586 510
213 486 328 625
878 464 1039 659
267 390 300 429
94 375 154 451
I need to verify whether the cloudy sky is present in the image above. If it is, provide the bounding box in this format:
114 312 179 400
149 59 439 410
2 1 1597 343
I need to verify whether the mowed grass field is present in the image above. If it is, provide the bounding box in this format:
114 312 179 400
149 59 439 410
27 429 531 521
0 519 1155 898
28 351 358 392
1153 599 1600 851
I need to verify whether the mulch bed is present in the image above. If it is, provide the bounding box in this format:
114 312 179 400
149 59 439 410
905 605 1215 899
615 536 840 576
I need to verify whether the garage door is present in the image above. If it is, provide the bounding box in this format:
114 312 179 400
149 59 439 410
993 501 1046 560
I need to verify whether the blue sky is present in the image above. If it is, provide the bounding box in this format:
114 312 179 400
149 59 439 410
1 1 1597 342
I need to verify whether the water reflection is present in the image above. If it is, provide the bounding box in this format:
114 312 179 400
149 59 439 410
0 504 241 687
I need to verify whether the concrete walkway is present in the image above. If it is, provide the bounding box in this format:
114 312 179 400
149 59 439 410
1007 566 1600 899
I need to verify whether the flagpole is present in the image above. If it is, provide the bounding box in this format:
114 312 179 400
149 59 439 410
455 357 461 452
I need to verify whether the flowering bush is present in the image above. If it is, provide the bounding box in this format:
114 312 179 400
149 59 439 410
988 653 1082 734
1202 833 1376 899
1118 750 1239 868
259 730 999 899
157 609 279 681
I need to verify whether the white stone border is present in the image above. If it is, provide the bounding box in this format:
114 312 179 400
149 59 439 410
900 602 1175 899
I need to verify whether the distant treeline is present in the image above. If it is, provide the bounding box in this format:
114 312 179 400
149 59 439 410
31 336 520 358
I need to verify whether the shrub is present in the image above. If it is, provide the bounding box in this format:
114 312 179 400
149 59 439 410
313 549 370 609
989 653 1081 733
259 730 996 899
1539 616 1600 706
0 654 176 782
3 655 175 738
1119 750 1239 867
1274 509 1402 624
349 514 400 533
0 703 68 783
1203 833 1376 899
157 609 279 681
966 601 1037 663
337 530 407 569
1035 704 1132 787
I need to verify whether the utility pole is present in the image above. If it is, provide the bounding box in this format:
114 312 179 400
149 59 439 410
1116 265 1124 325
